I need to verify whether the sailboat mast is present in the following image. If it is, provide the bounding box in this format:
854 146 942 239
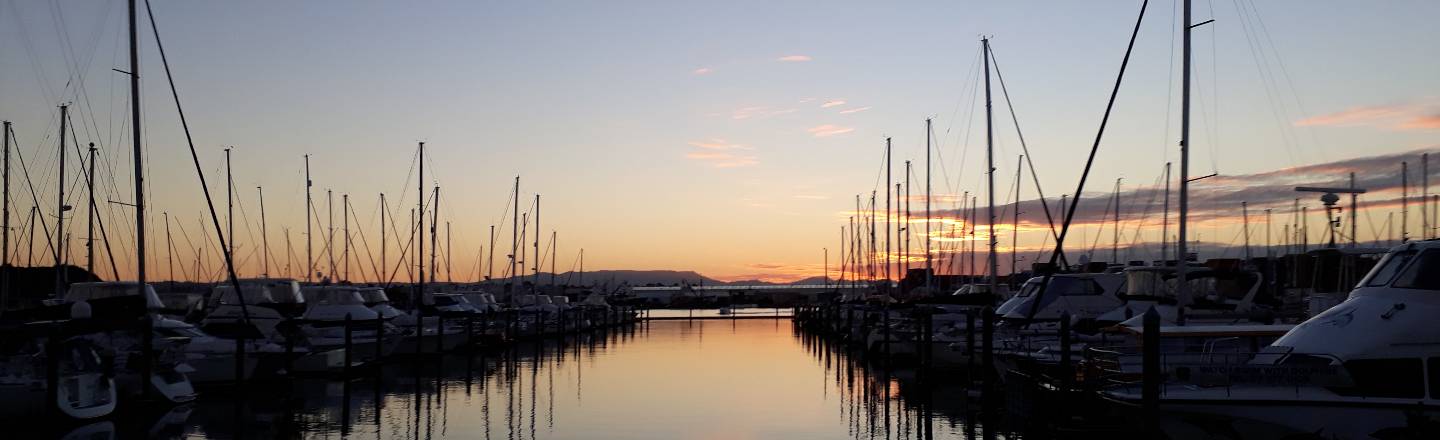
87 144 97 275
417 142 425 310
55 105 68 295
225 147 233 257
1242 201 1252 260
379 193 385 282
1112 178 1122 264
447 221 452 283
259 186 267 277
1 121 8 273
304 154 312 281
342 193 349 281
983 38 999 290
511 176 519 295
129 0 146 287
1161 162 1170 263
431 187 439 284
327 189 335 279
1399 161 1411 244
532 194 540 293
1013 155 1022 276
884 138 891 287
904 161 912 284
164 212 172 282
924 118 933 290
550 230 556 288
1176 0 1194 309
487 225 495 280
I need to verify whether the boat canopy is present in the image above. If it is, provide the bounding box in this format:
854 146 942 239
211 278 304 306
357 287 390 304
300 286 366 305
65 282 165 310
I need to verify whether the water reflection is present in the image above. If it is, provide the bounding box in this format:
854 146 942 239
38 318 1036 439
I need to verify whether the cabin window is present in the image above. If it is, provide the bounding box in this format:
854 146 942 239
1053 278 1105 296
1392 250 1440 291
1342 358 1424 399
1430 358 1440 399
1364 250 1416 287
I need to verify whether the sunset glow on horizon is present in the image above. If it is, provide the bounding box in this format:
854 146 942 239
1 1 1436 284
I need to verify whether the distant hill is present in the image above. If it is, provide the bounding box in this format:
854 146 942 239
486 270 830 287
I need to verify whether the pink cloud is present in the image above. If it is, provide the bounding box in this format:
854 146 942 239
777 55 812 62
820 99 846 108
838 106 871 114
687 139 752 150
685 151 758 168
1295 101 1440 130
692 67 713 75
1399 114 1440 130
807 124 854 137
731 106 797 120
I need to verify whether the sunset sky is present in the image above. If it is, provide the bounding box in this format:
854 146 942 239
1 1 1437 283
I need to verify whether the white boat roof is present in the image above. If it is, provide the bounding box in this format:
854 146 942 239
300 286 366 305
65 282 164 309
1115 324 1295 337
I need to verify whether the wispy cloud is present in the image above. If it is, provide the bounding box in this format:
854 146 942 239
731 106 797 120
692 67 713 75
807 124 854 137
1399 114 1440 130
686 151 758 168
838 106 872 114
687 139 752 151
777 55 812 62
820 99 846 108
686 139 758 168
1295 101 1440 130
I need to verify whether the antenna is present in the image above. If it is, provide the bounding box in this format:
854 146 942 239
1295 186 1366 249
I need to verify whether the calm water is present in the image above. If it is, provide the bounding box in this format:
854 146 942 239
49 319 1025 439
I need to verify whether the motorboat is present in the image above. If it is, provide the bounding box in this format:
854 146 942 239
1099 263 1272 328
299 286 400 363
1100 240 1440 438
201 278 306 343
0 327 116 420
61 282 198 404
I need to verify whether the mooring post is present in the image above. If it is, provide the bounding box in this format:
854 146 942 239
436 312 446 353
415 309 425 356
966 311 976 379
374 317 383 361
284 320 295 374
467 314 475 348
235 330 245 386
924 311 934 368
1059 311 1072 393
1142 306 1161 435
45 324 59 418
343 314 353 375
981 307 994 393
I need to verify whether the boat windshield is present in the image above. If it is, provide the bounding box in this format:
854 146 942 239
1391 249 1440 290
312 290 365 305
1014 280 1040 297
1362 249 1418 287
359 289 389 304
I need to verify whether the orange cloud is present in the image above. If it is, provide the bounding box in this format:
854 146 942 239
731 106 797 120
821 99 846 108
1399 114 1440 130
807 124 854 137
1295 101 1439 130
687 139 752 151
838 106 871 114
777 55 812 62
686 151 758 168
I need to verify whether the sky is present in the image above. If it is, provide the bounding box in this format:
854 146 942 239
0 0 1437 283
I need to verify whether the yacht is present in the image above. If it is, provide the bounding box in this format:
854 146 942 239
1099 264 1272 328
0 327 116 420
298 286 401 363
61 282 198 404
1101 240 1440 438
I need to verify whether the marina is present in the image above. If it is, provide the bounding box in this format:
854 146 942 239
1 0 1438 438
